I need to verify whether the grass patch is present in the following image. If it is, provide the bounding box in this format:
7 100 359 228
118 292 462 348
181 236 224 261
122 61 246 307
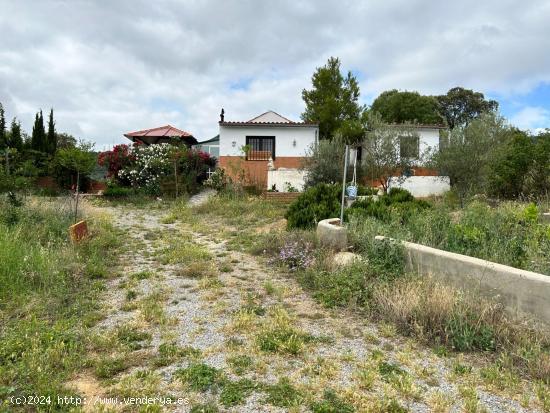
219 378 257 407
263 377 303 408
227 354 253 375
190 402 219 413
175 363 223 391
94 355 129 379
177 261 217 278
153 342 201 367
131 270 153 280
256 308 314 355
160 239 212 265
0 197 121 408
116 325 152 350
311 389 354 413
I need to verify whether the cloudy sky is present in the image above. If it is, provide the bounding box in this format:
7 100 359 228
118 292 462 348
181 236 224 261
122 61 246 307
1 0 549 148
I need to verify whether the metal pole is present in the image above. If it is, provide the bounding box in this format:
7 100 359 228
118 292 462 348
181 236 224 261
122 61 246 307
74 171 80 223
340 145 349 224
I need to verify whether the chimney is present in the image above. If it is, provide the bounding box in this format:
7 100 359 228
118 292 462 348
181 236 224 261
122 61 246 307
220 108 225 123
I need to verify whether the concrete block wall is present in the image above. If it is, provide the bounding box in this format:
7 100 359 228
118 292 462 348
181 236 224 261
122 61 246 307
388 176 450 197
375 236 550 325
267 169 307 192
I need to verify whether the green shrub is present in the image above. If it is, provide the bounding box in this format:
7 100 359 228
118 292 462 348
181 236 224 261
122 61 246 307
103 183 134 197
345 188 430 224
446 313 496 352
298 242 404 309
286 184 340 229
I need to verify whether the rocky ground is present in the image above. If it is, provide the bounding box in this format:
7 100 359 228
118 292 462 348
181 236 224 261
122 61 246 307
68 193 545 413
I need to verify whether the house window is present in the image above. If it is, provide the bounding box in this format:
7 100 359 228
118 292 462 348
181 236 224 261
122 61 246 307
246 136 275 160
399 135 420 159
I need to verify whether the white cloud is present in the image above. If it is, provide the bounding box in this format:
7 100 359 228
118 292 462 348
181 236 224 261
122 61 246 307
0 0 549 145
509 106 550 132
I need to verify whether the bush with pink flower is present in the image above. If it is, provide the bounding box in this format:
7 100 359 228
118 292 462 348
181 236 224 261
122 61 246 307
98 142 216 196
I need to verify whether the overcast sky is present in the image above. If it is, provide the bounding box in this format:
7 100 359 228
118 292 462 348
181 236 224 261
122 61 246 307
1 0 549 149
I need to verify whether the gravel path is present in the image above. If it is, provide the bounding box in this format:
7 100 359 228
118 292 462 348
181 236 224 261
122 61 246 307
76 195 544 413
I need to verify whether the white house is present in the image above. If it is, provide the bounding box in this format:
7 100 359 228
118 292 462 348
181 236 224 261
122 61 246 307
357 124 450 197
218 110 318 190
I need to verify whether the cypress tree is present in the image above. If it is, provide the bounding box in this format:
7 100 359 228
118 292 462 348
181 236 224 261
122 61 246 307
47 108 56 154
9 117 22 151
31 110 46 152
0 102 6 149
31 112 40 150
38 110 46 152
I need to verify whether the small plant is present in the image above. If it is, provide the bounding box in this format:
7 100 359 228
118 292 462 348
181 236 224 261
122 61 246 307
178 261 217 278
131 270 152 280
264 377 303 407
116 325 151 350
94 355 128 379
310 389 354 413
190 402 219 413
446 313 495 352
227 354 253 375
272 239 314 271
378 361 407 382
175 363 222 391
219 378 256 407
125 289 138 301
154 342 201 367
204 168 229 191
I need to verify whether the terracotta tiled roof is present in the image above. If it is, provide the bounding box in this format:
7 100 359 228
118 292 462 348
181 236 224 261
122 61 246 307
220 110 318 127
219 121 318 127
124 125 194 139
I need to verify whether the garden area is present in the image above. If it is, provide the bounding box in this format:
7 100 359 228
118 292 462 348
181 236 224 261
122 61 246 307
170 187 550 412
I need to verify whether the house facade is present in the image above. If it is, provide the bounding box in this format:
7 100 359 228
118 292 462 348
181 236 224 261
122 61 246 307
218 111 319 188
358 124 450 197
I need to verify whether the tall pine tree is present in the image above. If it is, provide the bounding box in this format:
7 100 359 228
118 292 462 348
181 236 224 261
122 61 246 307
31 110 46 152
47 108 57 154
301 57 363 140
0 102 6 149
9 117 22 151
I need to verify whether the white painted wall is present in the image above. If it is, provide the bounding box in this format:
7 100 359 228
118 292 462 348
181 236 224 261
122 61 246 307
388 176 450 197
219 125 318 157
416 128 440 156
267 169 307 192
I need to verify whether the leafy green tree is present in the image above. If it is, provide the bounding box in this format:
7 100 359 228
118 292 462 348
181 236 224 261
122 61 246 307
488 130 534 198
31 110 46 152
370 90 443 125
55 132 77 149
361 112 422 193
431 113 509 204
51 142 96 191
47 108 57 154
0 102 5 149
522 131 550 197
303 137 346 187
301 57 363 140
437 87 498 129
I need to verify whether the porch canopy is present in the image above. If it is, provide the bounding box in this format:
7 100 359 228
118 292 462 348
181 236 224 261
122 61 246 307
124 125 197 146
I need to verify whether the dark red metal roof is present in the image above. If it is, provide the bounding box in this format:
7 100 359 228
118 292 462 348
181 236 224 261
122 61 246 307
124 125 194 139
